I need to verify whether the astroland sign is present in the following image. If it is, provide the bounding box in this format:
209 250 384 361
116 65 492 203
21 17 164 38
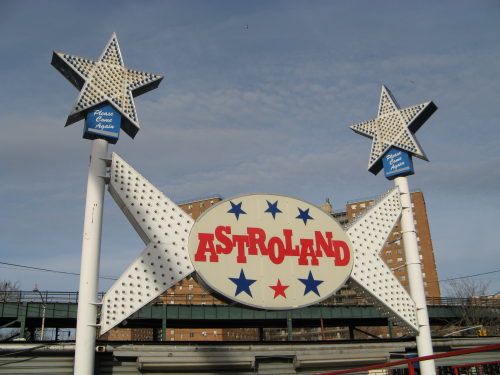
189 194 353 310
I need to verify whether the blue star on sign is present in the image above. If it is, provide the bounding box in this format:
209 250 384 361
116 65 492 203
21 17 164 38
265 200 282 219
229 269 257 297
296 207 314 225
228 201 246 220
298 271 324 297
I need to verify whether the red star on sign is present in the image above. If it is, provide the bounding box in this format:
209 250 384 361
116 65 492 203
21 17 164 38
270 279 289 299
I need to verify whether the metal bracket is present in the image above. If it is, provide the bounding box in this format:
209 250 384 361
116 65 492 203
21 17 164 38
98 176 110 184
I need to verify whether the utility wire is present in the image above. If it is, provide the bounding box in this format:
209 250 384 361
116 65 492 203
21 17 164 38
428 269 500 284
0 262 118 281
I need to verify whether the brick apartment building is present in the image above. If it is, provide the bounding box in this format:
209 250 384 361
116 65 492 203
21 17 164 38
100 189 439 341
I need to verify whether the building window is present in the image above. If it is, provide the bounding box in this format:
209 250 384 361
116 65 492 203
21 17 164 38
400 276 406 281
351 205 357 209
423 282 428 288
417 237 420 242
188 204 192 210
411 203 414 208
189 213 193 217
352 213 356 218
202 331 207 337
189 332 194 338
189 285 194 290
386 250 392 256
201 293 206 298
425 291 429 296
361 203 366 208
188 294 194 300
395 240 401 245
179 286 182 291
399 268 404 272
211 200 214 206
418 246 422 252
394 232 399 237
415 228 419 233
387 259 393 264
227 332 230 337
179 333 183 339
171 338 174 341
214 330 217 336
397 248 402 254
414 220 417 225
200 202 204 208
419 255 423 260
397 258 403 263
171 330 174 334
422 273 426 278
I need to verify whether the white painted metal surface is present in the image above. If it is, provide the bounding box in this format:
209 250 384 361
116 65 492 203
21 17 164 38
395 176 435 372
99 153 195 335
74 139 108 375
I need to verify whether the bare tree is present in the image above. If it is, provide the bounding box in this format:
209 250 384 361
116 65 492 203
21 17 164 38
443 278 500 336
0 279 21 340
0 279 21 301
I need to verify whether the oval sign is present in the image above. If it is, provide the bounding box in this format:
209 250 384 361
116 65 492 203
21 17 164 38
189 194 353 310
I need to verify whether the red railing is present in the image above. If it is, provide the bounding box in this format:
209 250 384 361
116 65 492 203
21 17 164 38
314 343 500 375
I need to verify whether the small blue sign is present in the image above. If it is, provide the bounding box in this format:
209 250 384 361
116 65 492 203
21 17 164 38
383 147 415 180
83 103 121 144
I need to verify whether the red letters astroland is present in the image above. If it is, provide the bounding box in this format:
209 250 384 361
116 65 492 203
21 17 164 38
188 194 354 310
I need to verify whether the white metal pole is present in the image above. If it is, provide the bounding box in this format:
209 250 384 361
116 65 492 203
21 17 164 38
74 139 108 375
394 176 435 375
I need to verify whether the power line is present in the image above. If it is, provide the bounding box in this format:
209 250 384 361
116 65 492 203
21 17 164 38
428 269 500 284
0 262 118 281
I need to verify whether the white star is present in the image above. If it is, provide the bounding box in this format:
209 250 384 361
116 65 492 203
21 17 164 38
51 33 163 139
345 186 419 334
99 153 195 335
349 85 437 175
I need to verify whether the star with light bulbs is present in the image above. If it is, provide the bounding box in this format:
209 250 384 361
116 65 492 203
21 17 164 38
349 85 437 175
51 33 163 139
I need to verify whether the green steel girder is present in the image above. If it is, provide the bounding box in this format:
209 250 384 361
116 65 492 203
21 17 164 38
0 302 470 330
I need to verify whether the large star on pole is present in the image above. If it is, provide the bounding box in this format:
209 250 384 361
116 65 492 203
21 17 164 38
51 32 163 139
349 85 437 175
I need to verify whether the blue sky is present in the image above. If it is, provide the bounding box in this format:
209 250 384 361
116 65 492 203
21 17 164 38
1 1 499 295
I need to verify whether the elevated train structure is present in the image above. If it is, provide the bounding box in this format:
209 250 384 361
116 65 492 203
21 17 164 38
1 291 498 340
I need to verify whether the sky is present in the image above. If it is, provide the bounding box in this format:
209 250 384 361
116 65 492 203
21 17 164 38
1 1 499 296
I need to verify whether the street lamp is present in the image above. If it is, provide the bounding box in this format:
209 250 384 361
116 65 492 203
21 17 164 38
32 284 46 341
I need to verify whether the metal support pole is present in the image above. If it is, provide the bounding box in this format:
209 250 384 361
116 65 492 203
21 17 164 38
287 311 293 341
162 304 167 342
394 176 435 374
388 319 395 339
19 302 27 339
74 139 108 375
41 304 46 341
